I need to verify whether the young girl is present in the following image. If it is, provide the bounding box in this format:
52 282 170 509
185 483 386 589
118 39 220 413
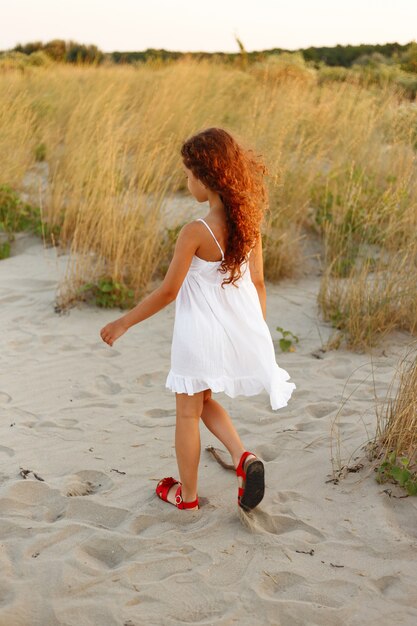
100 127 295 512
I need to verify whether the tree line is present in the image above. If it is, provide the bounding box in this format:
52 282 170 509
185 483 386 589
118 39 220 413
4 39 417 72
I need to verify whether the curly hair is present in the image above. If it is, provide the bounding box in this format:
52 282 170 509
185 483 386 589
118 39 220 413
181 127 268 287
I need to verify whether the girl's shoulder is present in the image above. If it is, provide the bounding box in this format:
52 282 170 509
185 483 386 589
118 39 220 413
179 220 204 235
174 221 205 254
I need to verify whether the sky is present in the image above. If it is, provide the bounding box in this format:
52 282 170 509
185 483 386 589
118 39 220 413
1 0 416 53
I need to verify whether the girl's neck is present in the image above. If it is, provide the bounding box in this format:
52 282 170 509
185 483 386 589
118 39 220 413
207 190 225 217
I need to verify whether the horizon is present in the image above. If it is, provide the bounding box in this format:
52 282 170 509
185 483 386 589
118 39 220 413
2 0 417 55
5 39 415 56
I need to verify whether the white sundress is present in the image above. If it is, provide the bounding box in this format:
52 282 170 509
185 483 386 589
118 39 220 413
165 218 296 410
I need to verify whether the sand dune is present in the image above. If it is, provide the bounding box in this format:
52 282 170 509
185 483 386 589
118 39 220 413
1 234 416 626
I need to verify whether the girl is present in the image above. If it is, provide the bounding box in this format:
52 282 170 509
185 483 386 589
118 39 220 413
100 127 295 512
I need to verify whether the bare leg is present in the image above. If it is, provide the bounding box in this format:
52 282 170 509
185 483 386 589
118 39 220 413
163 391 203 509
200 390 246 468
200 391 260 503
160 389 258 509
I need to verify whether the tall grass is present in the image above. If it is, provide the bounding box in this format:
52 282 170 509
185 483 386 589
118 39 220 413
1 59 416 336
366 348 417 495
376 349 417 463
318 243 417 350
0 73 37 185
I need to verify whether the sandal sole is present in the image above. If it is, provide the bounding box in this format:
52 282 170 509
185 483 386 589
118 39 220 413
239 459 265 511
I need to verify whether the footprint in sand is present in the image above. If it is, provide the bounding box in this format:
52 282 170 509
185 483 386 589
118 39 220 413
124 549 209 584
65 499 129 529
240 509 325 542
78 535 138 569
0 392 12 404
305 401 339 419
6 407 39 428
319 362 354 380
1 481 66 523
136 372 164 388
369 574 417 605
64 470 114 497
130 409 174 429
95 375 122 394
255 443 280 462
371 574 399 596
71 389 96 400
58 418 80 427
274 490 304 504
0 445 14 457
258 570 359 608
259 570 308 598
129 514 158 536
144 408 172 418
36 419 82 431
126 408 173 430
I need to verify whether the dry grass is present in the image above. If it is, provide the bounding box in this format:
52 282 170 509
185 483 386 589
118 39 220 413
0 73 37 185
318 242 417 350
326 346 417 495
359 347 417 495
375 349 417 464
1 59 416 329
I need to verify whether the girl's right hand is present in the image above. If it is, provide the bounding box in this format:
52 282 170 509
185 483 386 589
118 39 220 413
100 318 129 347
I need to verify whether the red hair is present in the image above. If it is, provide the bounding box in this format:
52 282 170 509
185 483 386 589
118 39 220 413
181 127 268 287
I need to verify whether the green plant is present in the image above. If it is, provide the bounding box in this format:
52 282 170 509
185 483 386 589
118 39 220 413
0 184 41 233
34 142 47 162
78 278 135 309
0 184 61 250
32 219 61 242
276 326 299 352
375 452 417 496
0 240 10 259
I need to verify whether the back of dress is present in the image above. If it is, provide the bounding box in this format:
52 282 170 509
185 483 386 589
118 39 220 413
165 218 296 410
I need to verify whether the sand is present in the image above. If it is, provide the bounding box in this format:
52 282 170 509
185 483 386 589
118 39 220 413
1 233 417 626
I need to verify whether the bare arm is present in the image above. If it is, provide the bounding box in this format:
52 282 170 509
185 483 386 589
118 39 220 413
248 233 266 320
100 222 201 346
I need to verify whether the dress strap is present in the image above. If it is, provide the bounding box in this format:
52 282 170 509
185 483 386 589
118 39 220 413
195 218 225 260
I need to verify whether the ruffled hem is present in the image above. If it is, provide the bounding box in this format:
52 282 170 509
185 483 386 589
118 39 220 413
165 369 296 411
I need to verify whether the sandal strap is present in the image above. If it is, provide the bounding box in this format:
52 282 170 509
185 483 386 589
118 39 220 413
236 451 255 479
156 478 199 509
174 485 199 509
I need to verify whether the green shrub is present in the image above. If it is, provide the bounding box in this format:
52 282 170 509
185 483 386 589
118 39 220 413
0 240 10 259
0 185 61 253
375 452 417 496
0 184 41 233
78 278 135 309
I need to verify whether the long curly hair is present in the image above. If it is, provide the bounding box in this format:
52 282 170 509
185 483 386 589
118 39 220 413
181 127 268 287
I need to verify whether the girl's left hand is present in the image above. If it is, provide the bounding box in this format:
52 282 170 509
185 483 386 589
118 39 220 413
100 319 129 346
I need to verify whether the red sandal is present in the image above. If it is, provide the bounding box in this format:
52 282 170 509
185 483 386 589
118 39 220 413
236 451 265 511
156 477 199 510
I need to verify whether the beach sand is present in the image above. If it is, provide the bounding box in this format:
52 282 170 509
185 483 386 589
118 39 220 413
1 234 417 626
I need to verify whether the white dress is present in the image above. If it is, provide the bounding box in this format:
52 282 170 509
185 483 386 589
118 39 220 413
165 219 296 410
